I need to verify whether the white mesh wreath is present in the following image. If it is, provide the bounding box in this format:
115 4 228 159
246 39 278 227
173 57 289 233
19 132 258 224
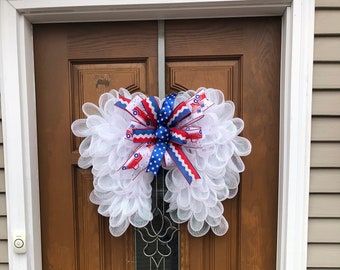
71 87 251 237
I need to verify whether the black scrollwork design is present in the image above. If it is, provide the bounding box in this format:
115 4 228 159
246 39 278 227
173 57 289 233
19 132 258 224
135 169 179 269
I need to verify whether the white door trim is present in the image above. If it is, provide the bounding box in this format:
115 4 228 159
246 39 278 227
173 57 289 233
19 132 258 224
0 0 314 269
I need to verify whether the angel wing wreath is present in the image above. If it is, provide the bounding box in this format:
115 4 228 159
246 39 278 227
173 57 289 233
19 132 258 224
71 87 251 237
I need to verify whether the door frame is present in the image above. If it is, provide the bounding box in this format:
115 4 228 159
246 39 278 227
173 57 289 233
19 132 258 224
0 1 314 269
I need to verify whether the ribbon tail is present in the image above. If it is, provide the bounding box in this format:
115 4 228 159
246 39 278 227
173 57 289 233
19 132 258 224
146 141 167 175
167 144 200 184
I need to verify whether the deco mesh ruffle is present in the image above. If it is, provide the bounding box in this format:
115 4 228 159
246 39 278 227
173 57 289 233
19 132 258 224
71 87 251 237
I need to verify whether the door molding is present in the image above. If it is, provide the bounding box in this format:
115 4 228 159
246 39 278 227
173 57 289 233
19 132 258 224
0 1 314 269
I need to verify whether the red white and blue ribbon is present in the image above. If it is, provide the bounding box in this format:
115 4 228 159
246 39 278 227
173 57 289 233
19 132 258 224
115 92 208 184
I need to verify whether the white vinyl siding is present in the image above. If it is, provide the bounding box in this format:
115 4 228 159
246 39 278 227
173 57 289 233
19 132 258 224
308 219 340 242
311 117 340 141
314 37 340 61
310 169 340 193
308 244 340 268
315 10 340 34
312 91 340 115
0 265 8 270
313 63 340 88
309 194 340 217
308 3 340 270
311 143 340 167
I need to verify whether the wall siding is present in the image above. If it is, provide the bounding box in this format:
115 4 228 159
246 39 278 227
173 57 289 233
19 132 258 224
310 169 340 193
313 63 340 89
315 10 340 34
314 37 340 61
308 3 340 270
309 219 340 242
311 117 340 141
312 91 340 115
315 0 340 8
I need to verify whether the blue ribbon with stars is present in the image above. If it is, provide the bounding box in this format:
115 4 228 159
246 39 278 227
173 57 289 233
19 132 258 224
146 93 178 175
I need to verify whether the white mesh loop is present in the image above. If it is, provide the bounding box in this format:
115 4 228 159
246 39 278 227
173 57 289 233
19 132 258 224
233 136 252 156
211 217 229 236
208 202 224 219
206 215 222 227
187 221 210 237
77 155 92 169
228 154 245 173
189 217 205 232
71 119 91 137
82 102 103 117
227 188 239 199
129 212 150 228
109 220 130 237
177 208 192 221
231 118 244 135
169 211 186 224
99 92 115 109
193 205 208 222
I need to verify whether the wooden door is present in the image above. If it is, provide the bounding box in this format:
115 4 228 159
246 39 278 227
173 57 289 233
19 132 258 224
34 18 280 270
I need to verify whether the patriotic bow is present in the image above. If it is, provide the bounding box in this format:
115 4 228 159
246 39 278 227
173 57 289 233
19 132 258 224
115 90 211 184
